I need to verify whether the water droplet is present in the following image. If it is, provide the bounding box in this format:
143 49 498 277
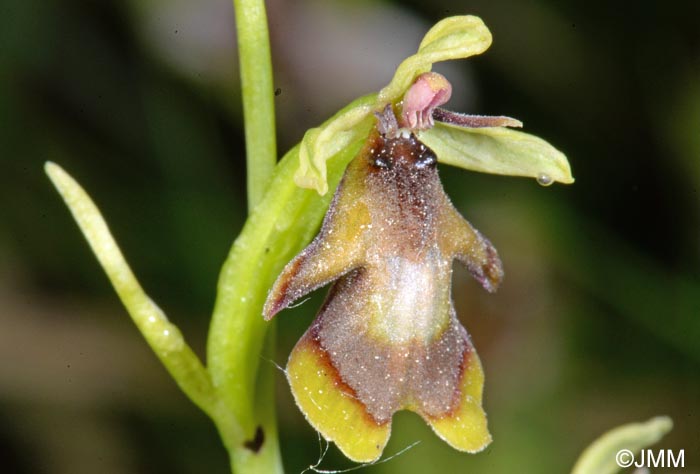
537 173 553 186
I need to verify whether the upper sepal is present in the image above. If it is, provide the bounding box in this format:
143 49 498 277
378 16 492 105
294 16 495 195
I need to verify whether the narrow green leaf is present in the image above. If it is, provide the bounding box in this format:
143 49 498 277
571 416 673 474
420 122 574 184
44 162 222 420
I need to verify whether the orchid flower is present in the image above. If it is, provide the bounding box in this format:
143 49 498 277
45 12 574 471
264 15 573 463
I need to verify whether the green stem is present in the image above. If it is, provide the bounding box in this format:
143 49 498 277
217 1 283 472
206 136 363 474
228 325 283 474
234 0 277 211
45 2 367 470
45 105 364 474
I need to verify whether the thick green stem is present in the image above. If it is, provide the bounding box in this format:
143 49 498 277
206 136 363 474
45 2 376 471
228 325 283 474
218 1 283 472
234 0 277 211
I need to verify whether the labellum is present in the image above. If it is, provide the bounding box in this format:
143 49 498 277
264 73 512 463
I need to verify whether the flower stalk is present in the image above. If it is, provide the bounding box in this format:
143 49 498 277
234 0 277 211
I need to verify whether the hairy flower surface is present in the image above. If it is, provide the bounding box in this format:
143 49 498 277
264 15 573 463
265 105 505 462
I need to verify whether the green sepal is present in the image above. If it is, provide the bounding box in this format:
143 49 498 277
420 122 574 184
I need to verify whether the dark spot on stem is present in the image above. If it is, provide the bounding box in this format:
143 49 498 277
244 426 265 453
274 88 282 96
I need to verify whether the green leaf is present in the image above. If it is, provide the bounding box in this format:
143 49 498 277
44 162 222 420
419 122 574 184
571 416 673 474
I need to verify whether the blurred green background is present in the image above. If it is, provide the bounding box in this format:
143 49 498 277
1 0 698 473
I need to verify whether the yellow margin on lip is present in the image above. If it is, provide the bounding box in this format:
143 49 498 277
287 335 391 463
424 349 491 452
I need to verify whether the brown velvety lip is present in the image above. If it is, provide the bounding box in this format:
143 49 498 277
301 326 391 427
425 345 473 421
